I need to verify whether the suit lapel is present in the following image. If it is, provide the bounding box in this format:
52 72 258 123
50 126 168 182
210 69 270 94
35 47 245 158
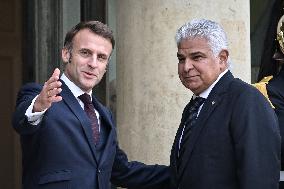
91 96 116 166
177 71 234 179
60 81 99 164
171 99 193 178
170 121 185 181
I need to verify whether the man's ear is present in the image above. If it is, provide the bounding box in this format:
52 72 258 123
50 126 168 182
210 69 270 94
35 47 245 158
218 50 229 66
62 48 70 63
219 50 229 63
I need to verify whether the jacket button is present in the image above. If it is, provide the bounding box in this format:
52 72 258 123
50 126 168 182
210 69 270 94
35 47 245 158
98 169 101 174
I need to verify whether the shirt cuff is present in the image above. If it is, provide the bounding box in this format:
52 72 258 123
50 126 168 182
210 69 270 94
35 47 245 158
25 95 47 125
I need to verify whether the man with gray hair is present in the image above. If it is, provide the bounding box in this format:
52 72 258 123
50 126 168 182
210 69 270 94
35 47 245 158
169 18 280 189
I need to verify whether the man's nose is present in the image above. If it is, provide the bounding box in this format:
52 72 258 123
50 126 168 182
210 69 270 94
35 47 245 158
184 58 194 71
88 55 99 68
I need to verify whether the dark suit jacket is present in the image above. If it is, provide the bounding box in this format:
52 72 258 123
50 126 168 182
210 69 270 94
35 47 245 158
12 81 169 189
170 71 280 189
267 67 284 171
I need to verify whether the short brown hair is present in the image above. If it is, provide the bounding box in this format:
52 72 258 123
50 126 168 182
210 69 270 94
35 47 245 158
63 21 115 51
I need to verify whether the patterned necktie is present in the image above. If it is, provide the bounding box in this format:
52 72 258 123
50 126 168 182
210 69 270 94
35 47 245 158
79 93 100 145
178 96 205 168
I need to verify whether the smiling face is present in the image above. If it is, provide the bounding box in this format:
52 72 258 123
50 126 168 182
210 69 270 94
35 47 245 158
62 29 113 93
177 37 228 95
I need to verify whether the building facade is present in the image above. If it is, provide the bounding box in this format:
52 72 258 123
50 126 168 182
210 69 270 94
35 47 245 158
0 0 271 188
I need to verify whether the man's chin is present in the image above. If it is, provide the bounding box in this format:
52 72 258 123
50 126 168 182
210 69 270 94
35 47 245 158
79 83 96 93
184 84 201 94
81 78 102 91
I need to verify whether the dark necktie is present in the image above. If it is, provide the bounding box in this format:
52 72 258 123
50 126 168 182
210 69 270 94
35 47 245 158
79 93 100 145
178 96 205 168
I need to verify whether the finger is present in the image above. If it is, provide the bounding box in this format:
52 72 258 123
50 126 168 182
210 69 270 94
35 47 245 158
52 68 60 78
46 70 62 92
42 82 49 95
47 87 62 98
47 81 62 93
43 82 53 99
50 95 63 103
48 88 63 103
46 68 61 85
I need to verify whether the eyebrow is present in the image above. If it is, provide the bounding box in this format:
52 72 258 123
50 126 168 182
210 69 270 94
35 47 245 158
79 48 109 56
177 51 205 57
78 48 92 53
190 52 205 56
177 52 183 57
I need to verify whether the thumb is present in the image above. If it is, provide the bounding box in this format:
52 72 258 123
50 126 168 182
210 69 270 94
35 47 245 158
52 68 60 78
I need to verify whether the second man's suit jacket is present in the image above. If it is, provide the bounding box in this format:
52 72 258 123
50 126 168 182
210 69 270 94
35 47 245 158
267 67 284 171
12 81 170 189
170 71 281 189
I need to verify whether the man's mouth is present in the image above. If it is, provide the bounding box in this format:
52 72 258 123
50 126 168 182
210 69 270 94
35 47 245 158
185 75 198 79
82 71 96 78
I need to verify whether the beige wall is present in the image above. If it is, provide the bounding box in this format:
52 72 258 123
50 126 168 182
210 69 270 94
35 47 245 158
116 0 250 164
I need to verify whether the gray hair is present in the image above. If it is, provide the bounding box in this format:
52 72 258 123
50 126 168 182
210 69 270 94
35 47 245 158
175 19 231 67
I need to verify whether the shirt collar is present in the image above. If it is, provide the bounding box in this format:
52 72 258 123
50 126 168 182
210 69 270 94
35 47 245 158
196 69 228 99
60 73 92 99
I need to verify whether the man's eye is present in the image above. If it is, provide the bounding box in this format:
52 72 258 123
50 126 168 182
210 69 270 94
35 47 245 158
98 54 108 62
193 56 203 61
79 50 91 57
178 58 185 64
